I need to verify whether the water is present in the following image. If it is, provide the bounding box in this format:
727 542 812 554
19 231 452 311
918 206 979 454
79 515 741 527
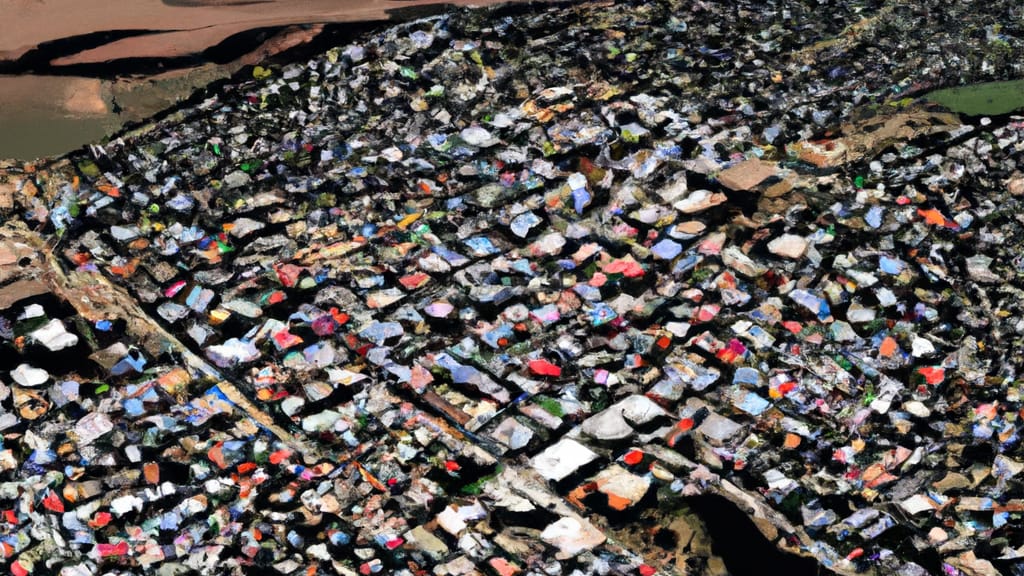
0 110 113 160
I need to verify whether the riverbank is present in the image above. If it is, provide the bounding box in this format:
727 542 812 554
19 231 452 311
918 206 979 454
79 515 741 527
0 0 537 160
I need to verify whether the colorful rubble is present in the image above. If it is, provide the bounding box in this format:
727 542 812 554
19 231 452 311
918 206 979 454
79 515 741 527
2 0 1024 574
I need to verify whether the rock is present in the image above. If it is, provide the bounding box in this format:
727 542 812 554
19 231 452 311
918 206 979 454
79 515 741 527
673 189 727 214
206 338 261 367
90 342 130 370
229 217 266 238
221 299 262 318
110 225 140 242
1007 172 1024 196
302 410 342 433
223 170 251 189
405 526 449 561
651 238 683 260
903 400 931 419
717 159 777 191
721 246 767 277
846 302 876 323
580 408 635 441
540 517 606 559
965 255 999 284
928 527 949 544
532 439 599 481
767 234 808 259
11 363 49 387
489 417 534 451
947 551 1000 576
436 500 487 536
460 126 499 147
911 336 936 358
75 412 114 446
511 212 542 238
932 472 971 492
29 319 79 351
594 465 651 510
697 412 743 446
580 396 667 442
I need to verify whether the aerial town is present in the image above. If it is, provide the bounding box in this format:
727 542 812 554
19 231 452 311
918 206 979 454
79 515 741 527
1 0 1023 574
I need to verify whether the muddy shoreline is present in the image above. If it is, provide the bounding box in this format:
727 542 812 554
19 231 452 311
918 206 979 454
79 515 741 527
0 0 541 160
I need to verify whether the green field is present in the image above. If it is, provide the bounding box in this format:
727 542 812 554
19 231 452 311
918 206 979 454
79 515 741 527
926 79 1024 116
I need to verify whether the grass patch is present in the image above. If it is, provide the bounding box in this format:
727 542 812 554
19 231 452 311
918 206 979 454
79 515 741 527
533 395 565 418
925 79 1024 116
460 465 503 495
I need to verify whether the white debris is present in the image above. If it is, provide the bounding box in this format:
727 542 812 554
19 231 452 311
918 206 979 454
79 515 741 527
531 438 599 481
460 126 499 147
911 336 936 358
767 234 809 259
11 363 50 387
75 413 114 446
540 517 606 559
